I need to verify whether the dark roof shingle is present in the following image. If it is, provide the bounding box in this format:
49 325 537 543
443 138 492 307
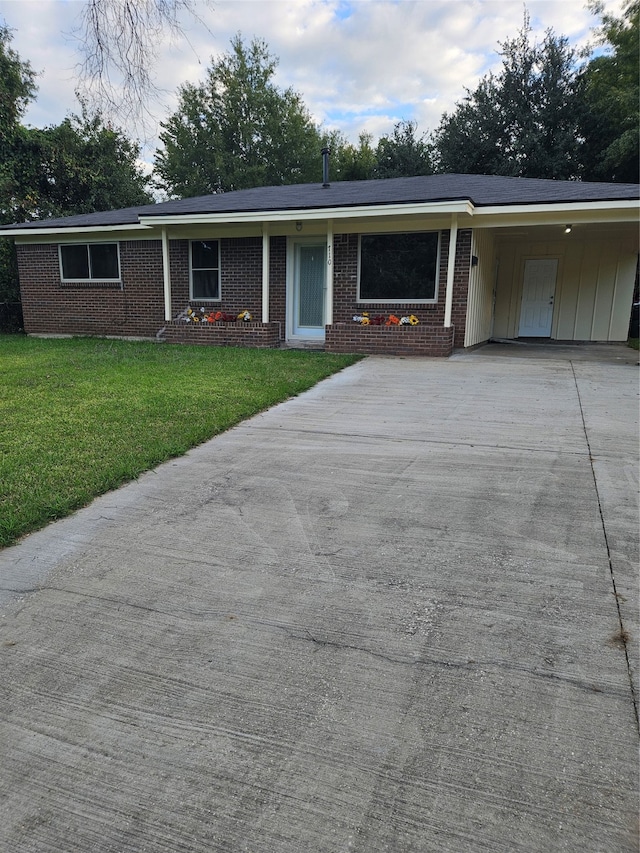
2 173 638 231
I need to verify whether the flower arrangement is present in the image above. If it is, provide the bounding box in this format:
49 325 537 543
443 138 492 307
177 307 253 323
352 312 386 326
353 311 419 326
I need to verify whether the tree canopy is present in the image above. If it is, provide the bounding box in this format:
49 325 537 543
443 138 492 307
154 36 325 197
33 108 152 220
0 26 37 303
430 16 584 179
579 0 639 182
0 25 37 225
375 121 433 179
0 26 152 302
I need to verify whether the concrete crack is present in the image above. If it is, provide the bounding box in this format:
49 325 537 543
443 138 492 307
571 360 639 732
296 627 627 700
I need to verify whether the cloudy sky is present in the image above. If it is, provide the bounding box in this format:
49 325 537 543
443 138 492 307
0 0 625 170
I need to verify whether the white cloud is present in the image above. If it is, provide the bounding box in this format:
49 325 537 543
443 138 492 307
0 0 627 168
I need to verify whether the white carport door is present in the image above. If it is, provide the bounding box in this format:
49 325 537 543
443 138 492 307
518 259 558 337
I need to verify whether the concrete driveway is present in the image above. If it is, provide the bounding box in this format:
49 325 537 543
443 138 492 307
1 344 638 852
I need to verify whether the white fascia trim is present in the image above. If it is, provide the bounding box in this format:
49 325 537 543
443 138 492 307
473 199 639 221
10 223 152 241
139 199 474 228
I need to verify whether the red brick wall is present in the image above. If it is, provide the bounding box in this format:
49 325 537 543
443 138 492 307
169 236 285 341
325 323 455 356
17 237 270 339
164 321 280 348
17 229 472 352
269 236 286 340
329 229 471 353
17 241 165 338
450 229 472 349
168 240 189 308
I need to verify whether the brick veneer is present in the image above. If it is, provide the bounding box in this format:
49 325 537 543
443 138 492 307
164 321 280 348
325 323 455 356
325 229 471 356
17 241 165 338
166 236 286 343
450 229 472 349
16 228 472 355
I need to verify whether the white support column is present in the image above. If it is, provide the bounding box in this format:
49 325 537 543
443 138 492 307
326 219 334 326
161 227 172 322
262 223 270 323
444 214 458 328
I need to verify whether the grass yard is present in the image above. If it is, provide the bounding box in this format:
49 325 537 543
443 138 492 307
0 336 361 548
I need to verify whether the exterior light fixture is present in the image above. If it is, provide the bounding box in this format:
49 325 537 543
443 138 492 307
296 221 303 232
565 224 572 233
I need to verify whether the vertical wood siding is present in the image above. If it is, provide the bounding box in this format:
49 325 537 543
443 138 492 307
492 229 637 341
464 229 496 347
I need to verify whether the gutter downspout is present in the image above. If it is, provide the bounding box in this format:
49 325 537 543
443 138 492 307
262 223 270 323
326 219 334 327
444 214 458 329
161 227 171 322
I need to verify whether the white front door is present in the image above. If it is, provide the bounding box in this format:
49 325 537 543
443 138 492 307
518 259 558 337
291 242 326 339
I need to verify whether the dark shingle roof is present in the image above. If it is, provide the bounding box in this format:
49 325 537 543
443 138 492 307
3 173 638 231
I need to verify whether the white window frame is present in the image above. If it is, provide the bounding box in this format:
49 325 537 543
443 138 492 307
59 242 121 282
189 239 221 302
357 231 441 304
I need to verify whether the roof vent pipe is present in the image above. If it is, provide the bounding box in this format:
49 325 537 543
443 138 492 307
321 147 330 188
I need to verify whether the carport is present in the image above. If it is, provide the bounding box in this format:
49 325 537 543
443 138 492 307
464 216 638 348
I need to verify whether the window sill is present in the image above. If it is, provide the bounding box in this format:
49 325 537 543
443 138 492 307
61 281 122 289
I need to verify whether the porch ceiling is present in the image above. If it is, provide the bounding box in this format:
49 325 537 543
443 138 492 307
490 219 640 243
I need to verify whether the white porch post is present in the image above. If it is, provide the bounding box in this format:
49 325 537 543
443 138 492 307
262 223 270 323
326 219 334 326
444 214 458 328
161 227 172 322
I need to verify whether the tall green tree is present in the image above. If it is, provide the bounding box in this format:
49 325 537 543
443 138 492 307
328 131 377 181
32 107 152 219
0 26 151 305
0 24 36 224
579 0 639 182
0 25 36 304
375 120 433 179
431 17 583 179
155 35 326 197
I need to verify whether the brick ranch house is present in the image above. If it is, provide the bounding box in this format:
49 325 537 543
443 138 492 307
1 173 638 356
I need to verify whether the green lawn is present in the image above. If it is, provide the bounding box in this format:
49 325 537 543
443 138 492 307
0 336 361 548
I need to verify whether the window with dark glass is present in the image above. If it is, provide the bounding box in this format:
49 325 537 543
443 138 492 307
190 240 220 300
60 243 120 280
359 232 439 301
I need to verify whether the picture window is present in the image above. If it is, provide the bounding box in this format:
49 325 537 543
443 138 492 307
358 232 439 302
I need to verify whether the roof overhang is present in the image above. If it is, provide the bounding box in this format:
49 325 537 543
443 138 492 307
138 199 475 228
2 196 638 240
471 198 639 228
5 223 151 240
